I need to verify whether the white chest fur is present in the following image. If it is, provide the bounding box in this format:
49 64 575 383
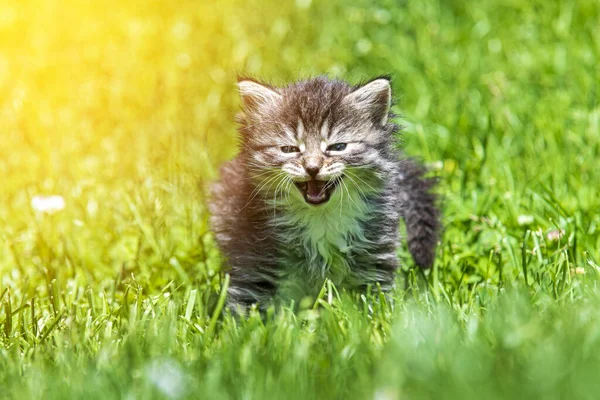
273 185 371 282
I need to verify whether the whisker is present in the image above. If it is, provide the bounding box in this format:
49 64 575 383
241 171 285 211
342 173 367 203
341 177 358 208
344 169 379 193
271 175 289 215
284 178 294 208
337 177 345 217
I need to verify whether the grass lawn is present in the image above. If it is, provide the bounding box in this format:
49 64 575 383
1 0 600 398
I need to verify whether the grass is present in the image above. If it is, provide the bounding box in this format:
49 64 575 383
1 0 599 398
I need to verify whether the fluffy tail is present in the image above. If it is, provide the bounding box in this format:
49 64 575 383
398 159 441 269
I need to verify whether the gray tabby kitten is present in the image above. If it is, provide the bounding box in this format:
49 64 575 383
210 76 440 311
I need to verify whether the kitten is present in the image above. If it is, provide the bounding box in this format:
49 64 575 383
210 76 440 311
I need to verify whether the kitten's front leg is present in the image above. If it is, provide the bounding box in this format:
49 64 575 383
350 235 399 292
226 267 279 313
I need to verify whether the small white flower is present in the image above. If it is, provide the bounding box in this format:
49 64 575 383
546 229 565 241
31 195 65 214
517 215 534 226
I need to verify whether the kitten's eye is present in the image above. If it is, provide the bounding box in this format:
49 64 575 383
280 146 300 153
326 143 347 152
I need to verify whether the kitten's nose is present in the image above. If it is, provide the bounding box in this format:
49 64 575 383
305 166 320 178
303 157 322 178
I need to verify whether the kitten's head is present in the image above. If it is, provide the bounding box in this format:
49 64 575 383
237 76 397 206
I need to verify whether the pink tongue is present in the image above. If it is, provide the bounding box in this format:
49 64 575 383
307 180 325 197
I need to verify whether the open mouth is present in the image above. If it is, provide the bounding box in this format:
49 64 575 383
294 178 339 205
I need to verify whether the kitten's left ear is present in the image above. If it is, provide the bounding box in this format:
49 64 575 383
343 78 391 126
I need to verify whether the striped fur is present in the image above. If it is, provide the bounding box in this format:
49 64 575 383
209 77 440 311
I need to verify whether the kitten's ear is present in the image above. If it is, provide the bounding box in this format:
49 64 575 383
343 78 391 125
237 79 282 113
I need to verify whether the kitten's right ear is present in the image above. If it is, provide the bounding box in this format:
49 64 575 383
237 79 282 113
